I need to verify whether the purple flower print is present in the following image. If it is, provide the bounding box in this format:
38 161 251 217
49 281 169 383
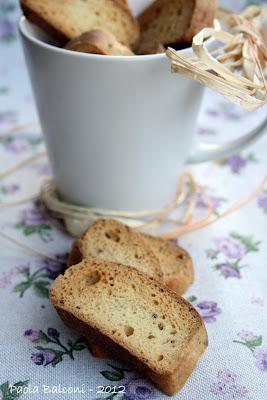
194 301 221 323
5 141 28 154
254 347 267 372
197 126 216 136
210 370 248 398
217 370 237 383
0 269 15 288
215 237 246 260
216 263 241 279
258 194 267 212
206 108 240 120
42 259 65 279
125 379 154 400
209 233 259 279
0 111 16 125
15 207 52 242
21 208 47 225
1 183 19 194
37 163 52 176
40 253 68 279
13 255 67 299
47 328 59 338
17 264 30 274
231 385 249 399
238 330 256 342
196 192 222 210
24 329 42 342
25 328 86 367
0 18 15 41
221 153 257 174
31 350 55 367
251 296 264 307
210 381 228 395
223 154 247 174
206 249 218 258
234 331 265 371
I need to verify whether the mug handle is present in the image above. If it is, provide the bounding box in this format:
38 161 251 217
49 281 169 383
187 116 267 164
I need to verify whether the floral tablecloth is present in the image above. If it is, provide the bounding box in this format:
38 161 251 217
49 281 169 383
0 1 267 400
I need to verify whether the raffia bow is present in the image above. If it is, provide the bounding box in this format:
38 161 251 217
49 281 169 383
166 5 267 111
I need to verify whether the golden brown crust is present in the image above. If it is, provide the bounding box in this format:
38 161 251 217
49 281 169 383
21 3 68 45
183 0 218 43
66 221 195 362
50 260 208 396
57 307 207 395
137 42 165 55
68 220 194 296
77 219 164 281
68 235 194 359
86 338 110 359
65 29 134 56
138 0 217 49
20 0 140 47
67 240 83 268
143 234 194 295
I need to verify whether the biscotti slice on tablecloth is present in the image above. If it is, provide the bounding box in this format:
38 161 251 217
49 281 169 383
69 220 194 360
143 234 194 295
50 260 208 396
65 29 134 56
20 0 139 47
137 0 217 52
68 219 194 295
68 219 163 281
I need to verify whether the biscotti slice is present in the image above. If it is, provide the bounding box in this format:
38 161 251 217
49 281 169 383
67 240 83 268
84 231 194 360
65 29 134 56
74 219 163 281
68 219 193 295
137 42 165 55
137 0 217 52
50 260 208 396
143 235 194 295
20 0 139 47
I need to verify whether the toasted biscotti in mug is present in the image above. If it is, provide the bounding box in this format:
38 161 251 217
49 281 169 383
137 0 217 52
20 0 140 47
65 29 134 56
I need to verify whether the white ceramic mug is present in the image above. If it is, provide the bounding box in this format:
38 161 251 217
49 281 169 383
19 17 266 212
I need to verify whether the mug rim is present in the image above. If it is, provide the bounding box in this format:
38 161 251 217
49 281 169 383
18 15 194 61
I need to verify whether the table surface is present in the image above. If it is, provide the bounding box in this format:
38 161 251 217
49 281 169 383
0 1 267 400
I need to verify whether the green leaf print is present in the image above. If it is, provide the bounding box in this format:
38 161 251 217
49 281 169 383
33 281 50 298
51 351 64 367
13 282 31 297
246 336 262 349
230 232 260 253
101 371 124 381
25 328 86 367
187 295 197 303
0 380 29 400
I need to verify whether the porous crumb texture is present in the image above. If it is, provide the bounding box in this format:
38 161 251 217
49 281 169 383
138 0 217 51
21 0 139 46
50 259 206 375
77 219 163 281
